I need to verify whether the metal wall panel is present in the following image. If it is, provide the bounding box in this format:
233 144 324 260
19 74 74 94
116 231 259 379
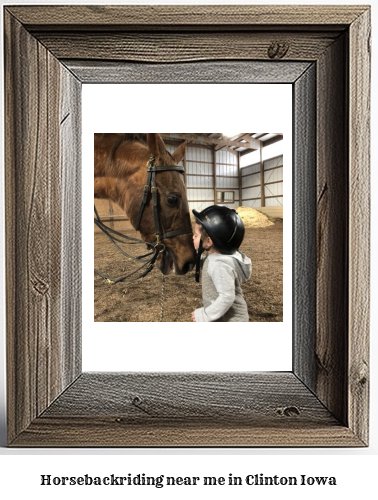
185 144 214 214
241 155 283 208
216 150 237 165
217 177 239 189
265 197 283 207
190 200 215 212
265 182 283 197
217 164 238 177
243 185 261 199
187 146 213 163
214 150 238 209
187 188 214 202
242 171 260 188
264 155 283 170
244 163 260 176
166 143 283 211
264 166 283 184
187 172 213 188
263 156 283 206
188 161 213 178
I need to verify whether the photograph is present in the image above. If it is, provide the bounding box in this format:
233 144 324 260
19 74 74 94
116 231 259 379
94 132 284 323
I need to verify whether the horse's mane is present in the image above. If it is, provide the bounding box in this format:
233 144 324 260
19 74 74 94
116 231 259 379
120 134 147 144
109 134 147 164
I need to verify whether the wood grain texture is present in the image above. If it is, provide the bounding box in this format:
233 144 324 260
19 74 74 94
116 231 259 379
11 373 363 447
41 373 336 422
5 11 58 442
293 64 317 390
4 11 81 444
60 66 83 389
12 419 364 448
7 5 367 29
348 8 371 445
66 60 311 84
4 5 370 447
316 34 349 426
39 32 339 63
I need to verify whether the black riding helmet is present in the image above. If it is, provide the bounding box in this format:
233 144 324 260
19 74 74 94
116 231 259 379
192 205 245 255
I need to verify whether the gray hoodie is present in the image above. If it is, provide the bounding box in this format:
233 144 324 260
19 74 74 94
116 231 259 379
194 251 252 322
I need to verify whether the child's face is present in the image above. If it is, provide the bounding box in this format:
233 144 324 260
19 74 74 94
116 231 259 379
193 223 213 251
193 223 202 251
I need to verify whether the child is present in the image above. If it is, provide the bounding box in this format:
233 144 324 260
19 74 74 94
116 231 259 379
191 205 252 322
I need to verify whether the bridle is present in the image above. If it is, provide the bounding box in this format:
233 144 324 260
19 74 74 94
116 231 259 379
94 155 193 284
135 155 192 243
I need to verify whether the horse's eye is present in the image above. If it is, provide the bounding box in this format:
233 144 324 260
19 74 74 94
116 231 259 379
167 195 179 206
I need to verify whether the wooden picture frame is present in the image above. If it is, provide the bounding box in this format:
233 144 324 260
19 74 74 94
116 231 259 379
4 5 370 447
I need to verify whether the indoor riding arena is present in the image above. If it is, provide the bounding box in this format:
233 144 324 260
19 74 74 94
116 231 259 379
95 133 283 323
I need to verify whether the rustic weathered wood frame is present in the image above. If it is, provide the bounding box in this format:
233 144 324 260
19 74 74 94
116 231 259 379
4 5 370 447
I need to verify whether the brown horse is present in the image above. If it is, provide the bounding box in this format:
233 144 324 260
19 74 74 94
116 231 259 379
94 133 196 275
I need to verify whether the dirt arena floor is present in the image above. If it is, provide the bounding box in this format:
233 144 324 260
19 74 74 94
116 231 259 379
94 211 283 323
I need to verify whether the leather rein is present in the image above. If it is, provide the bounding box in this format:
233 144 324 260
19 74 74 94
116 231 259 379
94 155 192 284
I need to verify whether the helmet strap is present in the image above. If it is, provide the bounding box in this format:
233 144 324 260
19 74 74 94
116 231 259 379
195 239 205 283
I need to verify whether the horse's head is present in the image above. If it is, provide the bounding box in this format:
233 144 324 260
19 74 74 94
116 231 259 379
95 133 196 276
130 134 196 275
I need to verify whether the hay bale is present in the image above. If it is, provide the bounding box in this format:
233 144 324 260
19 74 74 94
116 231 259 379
235 206 274 228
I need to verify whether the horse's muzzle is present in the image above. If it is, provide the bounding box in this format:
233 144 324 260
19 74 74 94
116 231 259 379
179 260 194 275
159 247 195 275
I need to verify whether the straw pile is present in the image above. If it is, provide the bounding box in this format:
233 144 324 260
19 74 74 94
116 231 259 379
235 206 274 228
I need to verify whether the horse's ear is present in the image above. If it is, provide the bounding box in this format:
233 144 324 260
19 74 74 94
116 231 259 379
172 141 187 165
146 133 166 160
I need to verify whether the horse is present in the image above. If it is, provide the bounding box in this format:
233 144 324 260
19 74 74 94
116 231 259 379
94 133 196 275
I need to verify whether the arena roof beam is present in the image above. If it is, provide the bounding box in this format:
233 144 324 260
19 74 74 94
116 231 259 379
263 134 284 147
160 133 260 150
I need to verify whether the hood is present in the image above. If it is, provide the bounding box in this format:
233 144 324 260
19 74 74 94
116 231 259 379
230 251 252 283
208 251 252 284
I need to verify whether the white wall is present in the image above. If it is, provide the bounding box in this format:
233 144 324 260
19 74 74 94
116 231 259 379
242 154 283 207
